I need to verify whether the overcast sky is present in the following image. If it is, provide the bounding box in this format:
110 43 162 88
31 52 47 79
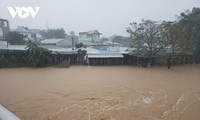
0 0 199 37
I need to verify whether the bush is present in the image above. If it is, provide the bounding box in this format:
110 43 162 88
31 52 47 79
0 58 26 68
58 60 70 68
26 42 52 67
0 58 9 68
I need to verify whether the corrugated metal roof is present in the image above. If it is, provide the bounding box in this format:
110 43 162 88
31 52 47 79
88 54 123 58
49 48 76 53
0 45 129 55
56 39 72 46
88 30 101 34
15 27 30 33
41 39 64 44
0 45 26 50
82 47 99 54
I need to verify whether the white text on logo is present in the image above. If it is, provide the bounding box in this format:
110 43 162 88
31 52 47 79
7 7 40 19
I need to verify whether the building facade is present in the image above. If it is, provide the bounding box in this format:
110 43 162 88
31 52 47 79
0 18 10 41
15 26 32 41
79 30 102 44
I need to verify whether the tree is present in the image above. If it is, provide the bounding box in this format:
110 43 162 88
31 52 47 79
6 31 26 45
75 43 87 64
25 41 52 67
77 49 87 64
126 20 168 59
195 39 200 63
162 21 184 67
178 7 200 63
40 28 66 39
112 35 130 46
100 37 109 42
112 36 123 42
163 22 183 54
75 43 86 49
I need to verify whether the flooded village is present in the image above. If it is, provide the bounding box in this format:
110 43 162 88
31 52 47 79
0 1 200 120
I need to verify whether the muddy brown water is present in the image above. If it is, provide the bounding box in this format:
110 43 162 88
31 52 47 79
0 65 200 120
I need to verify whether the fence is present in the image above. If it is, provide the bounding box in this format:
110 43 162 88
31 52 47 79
0 50 194 67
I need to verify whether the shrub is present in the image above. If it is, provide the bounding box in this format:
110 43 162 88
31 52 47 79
26 42 52 67
58 60 70 68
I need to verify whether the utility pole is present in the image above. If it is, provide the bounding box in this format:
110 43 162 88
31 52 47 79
70 31 75 50
72 37 74 50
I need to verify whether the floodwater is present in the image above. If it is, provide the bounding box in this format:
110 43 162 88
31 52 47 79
0 65 200 120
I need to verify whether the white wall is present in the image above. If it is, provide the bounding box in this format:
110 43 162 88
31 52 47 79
0 27 3 37
79 33 100 43
92 34 99 42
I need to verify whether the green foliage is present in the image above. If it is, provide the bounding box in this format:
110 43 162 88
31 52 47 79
126 19 168 55
165 54 180 65
77 48 87 64
40 28 65 39
57 60 70 68
0 58 9 68
82 50 87 55
112 36 131 46
0 50 26 68
113 36 123 42
25 41 52 67
100 37 109 42
178 8 200 62
0 63 26 68
126 8 200 65
6 31 26 45
195 39 200 63
75 43 86 48
162 22 184 51
77 49 87 56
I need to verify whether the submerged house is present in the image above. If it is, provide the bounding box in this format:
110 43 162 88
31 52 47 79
87 47 128 65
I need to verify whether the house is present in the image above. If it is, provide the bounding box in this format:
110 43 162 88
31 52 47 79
40 38 73 48
15 26 35 41
30 29 42 41
0 18 10 41
65 35 78 43
79 30 102 44
56 39 73 47
40 39 64 45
